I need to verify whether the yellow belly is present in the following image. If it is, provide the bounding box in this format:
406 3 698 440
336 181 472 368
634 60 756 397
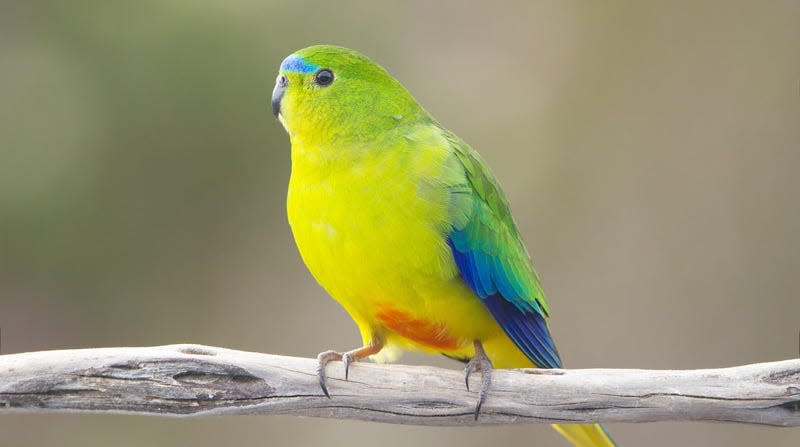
286 130 525 365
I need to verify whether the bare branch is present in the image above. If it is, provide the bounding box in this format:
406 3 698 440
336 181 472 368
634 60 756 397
0 344 798 426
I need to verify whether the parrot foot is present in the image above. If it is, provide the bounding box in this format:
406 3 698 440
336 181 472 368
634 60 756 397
316 340 384 398
316 350 343 398
464 340 493 420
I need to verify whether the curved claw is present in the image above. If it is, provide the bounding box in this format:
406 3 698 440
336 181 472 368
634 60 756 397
316 350 343 398
463 340 493 420
343 352 354 380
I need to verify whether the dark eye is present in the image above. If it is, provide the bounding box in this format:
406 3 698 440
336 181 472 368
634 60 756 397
314 69 334 86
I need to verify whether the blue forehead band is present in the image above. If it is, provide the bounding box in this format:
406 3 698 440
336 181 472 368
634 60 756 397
280 55 319 74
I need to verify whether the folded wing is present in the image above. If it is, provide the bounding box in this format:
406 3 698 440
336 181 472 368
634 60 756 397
443 131 561 369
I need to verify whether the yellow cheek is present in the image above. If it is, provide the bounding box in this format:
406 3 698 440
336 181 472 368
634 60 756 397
280 90 311 138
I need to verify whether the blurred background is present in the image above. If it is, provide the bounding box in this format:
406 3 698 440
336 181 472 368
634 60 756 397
1 0 799 445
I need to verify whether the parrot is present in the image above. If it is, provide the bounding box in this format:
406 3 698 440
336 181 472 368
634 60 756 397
271 45 618 447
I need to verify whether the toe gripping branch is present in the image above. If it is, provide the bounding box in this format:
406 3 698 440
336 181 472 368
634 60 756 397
464 340 493 420
316 341 384 398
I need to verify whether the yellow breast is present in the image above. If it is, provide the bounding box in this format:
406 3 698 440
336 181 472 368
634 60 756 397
286 125 505 359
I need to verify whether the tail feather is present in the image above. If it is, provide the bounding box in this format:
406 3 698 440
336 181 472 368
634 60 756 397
552 423 617 447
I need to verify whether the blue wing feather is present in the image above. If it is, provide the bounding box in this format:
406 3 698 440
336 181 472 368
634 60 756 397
447 236 562 369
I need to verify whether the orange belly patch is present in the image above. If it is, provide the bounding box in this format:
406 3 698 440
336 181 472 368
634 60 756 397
375 306 462 351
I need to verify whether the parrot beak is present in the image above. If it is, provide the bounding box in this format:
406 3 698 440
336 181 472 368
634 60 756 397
272 74 287 120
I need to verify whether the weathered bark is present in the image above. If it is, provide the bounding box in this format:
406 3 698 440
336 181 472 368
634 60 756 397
0 344 798 426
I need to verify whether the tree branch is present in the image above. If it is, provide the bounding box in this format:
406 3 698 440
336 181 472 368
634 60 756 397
0 344 797 426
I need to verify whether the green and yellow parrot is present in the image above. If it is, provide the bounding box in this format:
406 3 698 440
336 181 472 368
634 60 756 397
272 45 618 447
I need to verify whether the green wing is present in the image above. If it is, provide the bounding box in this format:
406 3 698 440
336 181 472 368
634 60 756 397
443 130 561 368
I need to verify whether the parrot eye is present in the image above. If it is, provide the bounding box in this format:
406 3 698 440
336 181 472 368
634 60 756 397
314 69 334 87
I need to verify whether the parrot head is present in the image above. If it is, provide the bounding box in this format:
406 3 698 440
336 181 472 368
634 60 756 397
272 45 428 146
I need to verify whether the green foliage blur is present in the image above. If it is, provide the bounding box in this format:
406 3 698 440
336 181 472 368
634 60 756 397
1 1 799 446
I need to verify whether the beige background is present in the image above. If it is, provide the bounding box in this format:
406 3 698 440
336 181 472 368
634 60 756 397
2 1 799 446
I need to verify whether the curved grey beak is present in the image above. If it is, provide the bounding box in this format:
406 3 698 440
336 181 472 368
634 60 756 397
272 74 287 119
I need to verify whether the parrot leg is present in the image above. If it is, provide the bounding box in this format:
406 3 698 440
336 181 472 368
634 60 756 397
464 340 493 420
316 340 384 398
